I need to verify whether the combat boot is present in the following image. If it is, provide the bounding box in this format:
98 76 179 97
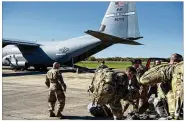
56 110 64 119
49 110 55 117
113 116 122 120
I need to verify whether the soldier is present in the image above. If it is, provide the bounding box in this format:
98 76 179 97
111 66 139 119
132 59 146 80
169 61 183 119
147 60 161 100
131 59 148 114
156 53 183 118
169 53 183 64
132 59 140 69
122 66 140 117
155 60 161 66
45 62 67 118
167 53 183 119
88 66 138 120
140 53 183 119
148 59 169 118
96 61 108 70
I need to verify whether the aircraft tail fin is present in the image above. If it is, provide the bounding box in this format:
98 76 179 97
99 1 142 40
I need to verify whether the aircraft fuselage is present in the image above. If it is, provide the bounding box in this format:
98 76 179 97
2 35 110 68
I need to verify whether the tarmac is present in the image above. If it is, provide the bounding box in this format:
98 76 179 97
3 67 134 120
3 67 110 120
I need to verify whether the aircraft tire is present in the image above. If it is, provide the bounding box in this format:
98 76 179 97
34 66 41 71
40 66 47 71
34 65 47 71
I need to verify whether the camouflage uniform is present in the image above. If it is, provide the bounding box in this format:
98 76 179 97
167 61 183 119
96 64 108 70
136 65 147 80
121 64 147 115
45 68 66 117
140 64 174 86
109 72 129 119
147 63 170 117
153 81 171 118
122 75 140 115
89 68 128 119
134 65 148 113
140 62 184 119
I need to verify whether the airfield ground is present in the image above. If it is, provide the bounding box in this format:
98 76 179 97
3 69 97 120
2 63 140 120
3 68 130 120
2 61 170 120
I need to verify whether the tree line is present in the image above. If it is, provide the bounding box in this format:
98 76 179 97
86 56 149 62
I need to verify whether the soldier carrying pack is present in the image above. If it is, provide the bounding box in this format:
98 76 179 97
88 67 137 119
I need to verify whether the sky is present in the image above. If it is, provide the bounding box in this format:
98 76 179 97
2 2 184 58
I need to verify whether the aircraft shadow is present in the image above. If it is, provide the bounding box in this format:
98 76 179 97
2 68 92 77
2 66 115 77
2 71 46 77
64 116 113 120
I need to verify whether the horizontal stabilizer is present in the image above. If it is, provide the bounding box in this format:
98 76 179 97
85 30 143 45
2 38 41 47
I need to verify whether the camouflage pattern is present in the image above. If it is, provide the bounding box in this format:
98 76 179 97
122 75 140 114
139 64 175 86
136 65 147 81
134 65 148 113
155 83 170 117
109 98 123 119
96 64 108 70
89 68 128 119
89 66 145 119
140 62 184 119
157 83 170 99
119 64 147 114
168 61 183 119
138 85 149 113
45 68 66 112
149 64 171 117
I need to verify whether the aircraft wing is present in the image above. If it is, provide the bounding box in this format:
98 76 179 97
85 30 143 45
2 38 41 48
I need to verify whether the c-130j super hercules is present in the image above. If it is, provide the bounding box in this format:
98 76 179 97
2 1 143 71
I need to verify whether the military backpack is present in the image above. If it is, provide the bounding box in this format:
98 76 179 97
88 68 128 105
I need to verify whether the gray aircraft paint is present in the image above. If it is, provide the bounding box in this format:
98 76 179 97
2 1 143 68
100 2 140 38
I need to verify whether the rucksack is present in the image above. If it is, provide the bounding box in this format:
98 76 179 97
88 68 128 105
140 64 175 86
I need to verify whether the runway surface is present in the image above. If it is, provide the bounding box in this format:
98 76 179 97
3 68 112 120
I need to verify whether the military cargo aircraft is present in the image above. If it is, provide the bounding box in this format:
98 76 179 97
2 1 143 71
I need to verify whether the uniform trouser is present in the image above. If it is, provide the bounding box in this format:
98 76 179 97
48 90 65 112
109 98 123 119
167 88 183 119
173 80 183 119
138 85 149 113
122 99 138 114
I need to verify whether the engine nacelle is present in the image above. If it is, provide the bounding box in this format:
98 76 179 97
2 54 28 68
11 61 27 67
2 55 11 66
